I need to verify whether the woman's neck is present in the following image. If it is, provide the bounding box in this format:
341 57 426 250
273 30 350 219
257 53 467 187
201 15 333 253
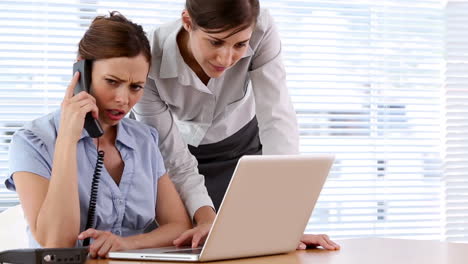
177 29 210 85
93 122 117 148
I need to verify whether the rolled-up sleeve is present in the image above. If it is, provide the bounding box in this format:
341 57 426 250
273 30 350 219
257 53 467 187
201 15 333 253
250 10 300 155
133 78 214 219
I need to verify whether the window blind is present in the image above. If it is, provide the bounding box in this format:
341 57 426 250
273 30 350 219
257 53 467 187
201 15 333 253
265 0 444 239
444 0 468 243
0 0 447 240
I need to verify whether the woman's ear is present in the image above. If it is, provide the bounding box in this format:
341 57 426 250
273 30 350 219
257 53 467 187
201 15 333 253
181 10 193 32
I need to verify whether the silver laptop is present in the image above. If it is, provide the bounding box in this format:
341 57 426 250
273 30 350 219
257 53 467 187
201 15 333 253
108 155 334 262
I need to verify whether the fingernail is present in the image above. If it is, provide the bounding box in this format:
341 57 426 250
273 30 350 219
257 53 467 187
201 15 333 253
299 244 306 250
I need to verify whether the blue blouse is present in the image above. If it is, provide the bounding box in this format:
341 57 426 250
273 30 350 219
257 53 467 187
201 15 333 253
6 109 166 247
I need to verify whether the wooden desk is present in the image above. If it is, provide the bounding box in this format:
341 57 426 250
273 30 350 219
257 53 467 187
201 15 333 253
86 238 468 264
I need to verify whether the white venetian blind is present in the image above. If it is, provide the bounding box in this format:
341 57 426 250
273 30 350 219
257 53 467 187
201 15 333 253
444 0 468 243
265 0 445 239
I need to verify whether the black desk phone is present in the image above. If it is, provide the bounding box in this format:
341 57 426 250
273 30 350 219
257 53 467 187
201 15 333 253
0 247 88 264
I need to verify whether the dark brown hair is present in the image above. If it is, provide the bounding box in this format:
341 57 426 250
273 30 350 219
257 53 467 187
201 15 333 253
186 0 260 35
78 11 151 66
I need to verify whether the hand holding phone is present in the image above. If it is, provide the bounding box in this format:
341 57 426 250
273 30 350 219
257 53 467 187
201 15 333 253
72 60 104 138
71 60 105 248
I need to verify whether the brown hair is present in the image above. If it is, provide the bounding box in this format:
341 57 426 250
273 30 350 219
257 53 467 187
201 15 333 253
78 11 151 66
186 0 260 35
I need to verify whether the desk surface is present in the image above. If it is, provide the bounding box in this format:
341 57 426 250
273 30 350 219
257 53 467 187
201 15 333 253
86 238 468 264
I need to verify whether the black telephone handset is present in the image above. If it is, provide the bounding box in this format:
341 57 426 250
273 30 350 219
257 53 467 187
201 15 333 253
72 60 104 138
72 60 105 247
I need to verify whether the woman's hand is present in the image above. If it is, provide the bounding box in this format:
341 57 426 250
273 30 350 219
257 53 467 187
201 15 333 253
78 228 132 258
173 222 212 248
59 71 99 142
297 234 340 250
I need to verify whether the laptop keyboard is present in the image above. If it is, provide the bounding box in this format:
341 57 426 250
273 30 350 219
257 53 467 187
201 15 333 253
164 248 203 254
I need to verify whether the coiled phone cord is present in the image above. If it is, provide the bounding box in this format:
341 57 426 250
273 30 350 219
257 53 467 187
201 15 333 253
83 140 105 247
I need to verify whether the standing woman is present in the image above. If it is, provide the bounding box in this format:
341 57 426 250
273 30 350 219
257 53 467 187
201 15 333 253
134 0 339 250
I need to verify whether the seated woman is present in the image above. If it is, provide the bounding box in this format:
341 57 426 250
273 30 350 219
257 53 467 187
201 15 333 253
5 12 191 258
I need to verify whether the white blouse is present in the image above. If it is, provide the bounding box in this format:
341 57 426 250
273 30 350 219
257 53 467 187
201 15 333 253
133 9 299 217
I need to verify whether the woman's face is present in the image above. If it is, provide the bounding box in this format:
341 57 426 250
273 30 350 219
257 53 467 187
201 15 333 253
90 54 149 127
186 21 253 78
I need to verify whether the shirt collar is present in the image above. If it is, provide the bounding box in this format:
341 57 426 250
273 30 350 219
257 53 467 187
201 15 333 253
114 118 137 150
53 109 137 150
159 20 254 81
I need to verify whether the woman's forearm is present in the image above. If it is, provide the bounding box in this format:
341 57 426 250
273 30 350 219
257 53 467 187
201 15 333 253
193 206 216 225
126 221 191 250
35 134 81 247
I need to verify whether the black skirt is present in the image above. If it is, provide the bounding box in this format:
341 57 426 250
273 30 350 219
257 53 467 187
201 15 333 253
188 117 262 211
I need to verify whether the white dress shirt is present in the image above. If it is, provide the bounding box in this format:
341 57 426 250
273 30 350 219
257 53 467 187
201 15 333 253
133 9 299 217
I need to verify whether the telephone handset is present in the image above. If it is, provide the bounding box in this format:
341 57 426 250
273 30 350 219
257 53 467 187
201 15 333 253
72 60 105 247
72 60 104 138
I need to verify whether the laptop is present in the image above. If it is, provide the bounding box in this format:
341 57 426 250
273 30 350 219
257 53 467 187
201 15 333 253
108 155 334 262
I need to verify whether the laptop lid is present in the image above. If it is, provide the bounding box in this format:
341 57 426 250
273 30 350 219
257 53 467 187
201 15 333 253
108 154 334 262
199 155 333 261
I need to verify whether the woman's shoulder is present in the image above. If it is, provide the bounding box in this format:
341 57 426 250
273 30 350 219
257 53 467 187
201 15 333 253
258 8 274 26
253 8 275 34
120 117 160 144
146 19 182 77
147 19 181 56
249 8 278 51
14 110 59 146
9 110 59 166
